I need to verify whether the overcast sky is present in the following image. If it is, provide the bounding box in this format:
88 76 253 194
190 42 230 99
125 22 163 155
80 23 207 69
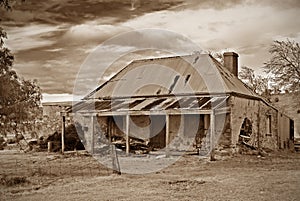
1 0 300 102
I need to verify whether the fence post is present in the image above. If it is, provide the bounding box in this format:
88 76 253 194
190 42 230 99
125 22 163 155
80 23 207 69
61 113 66 154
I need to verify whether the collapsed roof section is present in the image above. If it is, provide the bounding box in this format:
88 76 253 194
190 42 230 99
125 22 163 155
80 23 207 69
70 95 229 115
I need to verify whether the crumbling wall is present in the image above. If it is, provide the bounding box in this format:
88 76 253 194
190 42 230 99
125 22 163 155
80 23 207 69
230 96 260 149
215 113 231 152
89 114 208 152
169 115 184 150
73 115 110 153
77 99 283 154
96 116 109 136
168 114 206 151
258 102 278 150
80 115 94 152
230 96 279 151
169 115 186 151
42 104 72 137
94 116 109 151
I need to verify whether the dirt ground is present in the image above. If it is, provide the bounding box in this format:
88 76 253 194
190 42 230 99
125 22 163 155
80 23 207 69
1 150 300 201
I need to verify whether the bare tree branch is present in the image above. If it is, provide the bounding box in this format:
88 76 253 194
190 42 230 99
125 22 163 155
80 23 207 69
239 66 271 97
264 39 300 92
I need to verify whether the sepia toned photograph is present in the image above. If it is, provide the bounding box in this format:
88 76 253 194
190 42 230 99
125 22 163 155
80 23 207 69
0 0 300 200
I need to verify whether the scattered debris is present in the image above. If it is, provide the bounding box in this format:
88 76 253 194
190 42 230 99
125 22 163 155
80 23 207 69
294 138 300 152
155 154 166 159
0 175 29 187
166 179 206 190
167 180 206 185
238 142 259 155
113 136 152 154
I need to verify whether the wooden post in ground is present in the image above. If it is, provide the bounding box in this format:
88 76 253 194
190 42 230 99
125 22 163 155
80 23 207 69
61 115 65 154
48 141 52 153
210 111 215 161
165 114 170 157
203 114 210 156
125 114 130 155
108 117 121 174
91 115 95 154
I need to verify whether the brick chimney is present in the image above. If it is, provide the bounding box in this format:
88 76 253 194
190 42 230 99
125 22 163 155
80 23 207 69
223 52 239 76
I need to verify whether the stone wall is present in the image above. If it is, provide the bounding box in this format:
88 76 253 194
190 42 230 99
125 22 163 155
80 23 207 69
168 114 205 151
41 102 72 137
215 113 231 151
79 114 211 152
72 95 293 154
258 101 278 150
230 96 279 151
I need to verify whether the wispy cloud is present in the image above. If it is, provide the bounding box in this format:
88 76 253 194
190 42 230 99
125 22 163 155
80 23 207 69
60 23 132 44
123 4 300 68
5 24 61 52
2 0 300 99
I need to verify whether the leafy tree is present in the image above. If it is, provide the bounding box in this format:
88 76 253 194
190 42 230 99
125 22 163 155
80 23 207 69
264 39 300 92
0 0 25 10
0 0 42 135
0 0 11 10
239 66 270 97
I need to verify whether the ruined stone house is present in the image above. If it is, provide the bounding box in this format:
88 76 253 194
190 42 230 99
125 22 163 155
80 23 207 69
67 52 294 155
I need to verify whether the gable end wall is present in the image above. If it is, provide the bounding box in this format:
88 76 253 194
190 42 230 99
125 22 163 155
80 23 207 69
229 96 278 151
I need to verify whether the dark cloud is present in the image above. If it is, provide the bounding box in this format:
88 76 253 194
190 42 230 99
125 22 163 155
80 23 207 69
0 0 183 25
1 0 185 96
1 0 300 99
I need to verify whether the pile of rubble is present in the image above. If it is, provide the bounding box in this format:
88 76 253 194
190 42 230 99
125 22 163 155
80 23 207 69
294 138 300 152
113 136 152 154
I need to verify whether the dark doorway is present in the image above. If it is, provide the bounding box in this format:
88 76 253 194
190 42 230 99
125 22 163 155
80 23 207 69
149 115 166 149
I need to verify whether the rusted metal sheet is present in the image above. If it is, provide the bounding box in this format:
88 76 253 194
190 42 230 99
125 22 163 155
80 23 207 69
70 53 254 117
86 54 258 100
71 95 229 114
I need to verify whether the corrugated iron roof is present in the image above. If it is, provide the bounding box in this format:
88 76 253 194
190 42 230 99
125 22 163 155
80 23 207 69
84 54 258 100
67 54 294 121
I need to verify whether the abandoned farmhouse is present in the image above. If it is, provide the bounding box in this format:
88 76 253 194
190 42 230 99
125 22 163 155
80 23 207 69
66 52 294 155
